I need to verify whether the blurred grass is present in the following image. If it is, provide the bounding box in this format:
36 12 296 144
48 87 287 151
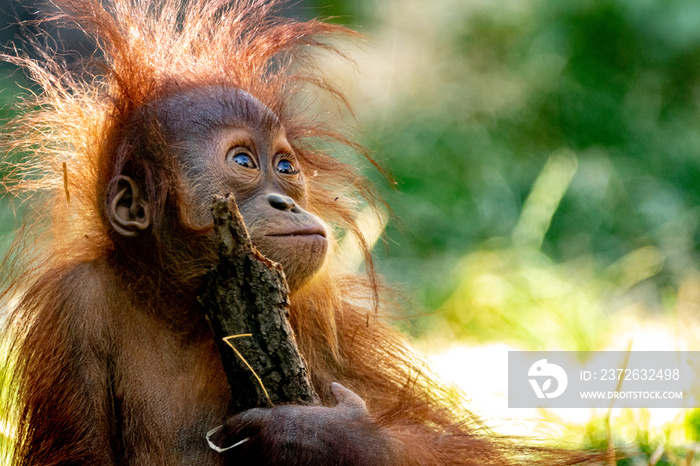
320 0 700 462
344 0 700 325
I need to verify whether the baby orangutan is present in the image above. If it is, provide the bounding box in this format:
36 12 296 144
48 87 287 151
0 0 598 464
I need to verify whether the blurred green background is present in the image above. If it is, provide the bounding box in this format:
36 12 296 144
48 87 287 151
305 0 700 351
3 0 700 463
311 1 700 463
342 0 700 334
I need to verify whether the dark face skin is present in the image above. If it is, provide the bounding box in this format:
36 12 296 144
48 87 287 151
108 87 329 292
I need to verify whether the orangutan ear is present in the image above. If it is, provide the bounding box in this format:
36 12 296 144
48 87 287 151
107 175 151 237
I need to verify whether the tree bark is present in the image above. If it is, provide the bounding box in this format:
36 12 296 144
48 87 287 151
198 194 320 412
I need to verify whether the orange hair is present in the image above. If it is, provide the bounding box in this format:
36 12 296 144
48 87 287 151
0 2 599 464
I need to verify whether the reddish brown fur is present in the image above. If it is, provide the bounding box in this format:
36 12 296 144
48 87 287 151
0 1 599 464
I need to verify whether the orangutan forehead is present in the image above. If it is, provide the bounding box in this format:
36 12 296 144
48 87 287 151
155 86 282 139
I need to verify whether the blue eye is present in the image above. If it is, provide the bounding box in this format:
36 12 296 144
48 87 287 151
233 154 254 168
226 148 256 169
277 159 298 175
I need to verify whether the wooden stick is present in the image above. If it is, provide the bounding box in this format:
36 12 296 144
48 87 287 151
198 194 319 412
